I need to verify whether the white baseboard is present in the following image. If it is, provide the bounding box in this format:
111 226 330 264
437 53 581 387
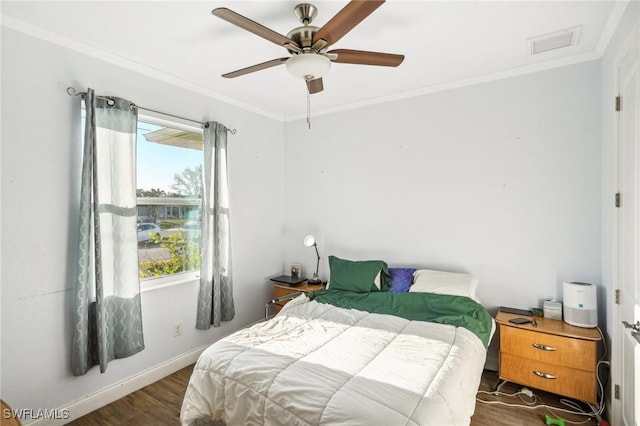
23 344 210 426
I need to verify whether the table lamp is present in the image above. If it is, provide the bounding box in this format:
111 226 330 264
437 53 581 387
303 235 322 284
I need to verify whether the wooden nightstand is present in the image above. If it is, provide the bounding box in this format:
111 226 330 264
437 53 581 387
272 281 325 314
496 310 601 403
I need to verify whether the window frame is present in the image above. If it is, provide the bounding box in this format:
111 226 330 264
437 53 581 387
136 113 204 292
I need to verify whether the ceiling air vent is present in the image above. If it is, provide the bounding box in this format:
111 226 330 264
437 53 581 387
528 26 582 55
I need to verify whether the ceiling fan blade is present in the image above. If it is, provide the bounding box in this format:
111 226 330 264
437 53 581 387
306 78 324 94
222 58 289 78
328 49 404 67
312 0 385 48
212 8 299 49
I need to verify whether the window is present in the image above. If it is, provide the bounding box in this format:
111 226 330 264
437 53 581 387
136 117 203 281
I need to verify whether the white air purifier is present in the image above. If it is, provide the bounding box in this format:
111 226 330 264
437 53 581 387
563 282 598 328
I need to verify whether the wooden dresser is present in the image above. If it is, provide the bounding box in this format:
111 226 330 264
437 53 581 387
272 281 325 314
496 310 601 403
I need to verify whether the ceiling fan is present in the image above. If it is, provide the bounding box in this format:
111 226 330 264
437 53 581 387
212 0 405 95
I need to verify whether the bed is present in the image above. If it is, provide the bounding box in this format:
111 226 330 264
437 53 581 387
181 257 495 426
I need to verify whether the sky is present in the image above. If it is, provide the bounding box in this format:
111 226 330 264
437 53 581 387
136 121 202 193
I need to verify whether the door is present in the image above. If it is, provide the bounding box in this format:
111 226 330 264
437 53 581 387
615 27 640 426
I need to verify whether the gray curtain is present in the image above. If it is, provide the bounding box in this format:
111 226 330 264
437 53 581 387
196 122 235 329
71 89 144 376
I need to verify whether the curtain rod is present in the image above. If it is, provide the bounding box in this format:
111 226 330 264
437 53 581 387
66 87 236 134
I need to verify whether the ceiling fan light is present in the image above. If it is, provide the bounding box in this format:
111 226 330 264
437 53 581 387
286 53 331 79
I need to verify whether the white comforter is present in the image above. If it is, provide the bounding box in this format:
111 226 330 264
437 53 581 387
181 296 490 426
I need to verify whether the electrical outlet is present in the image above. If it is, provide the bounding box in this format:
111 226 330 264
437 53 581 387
173 321 182 337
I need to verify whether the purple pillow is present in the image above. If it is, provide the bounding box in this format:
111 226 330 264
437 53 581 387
388 268 416 293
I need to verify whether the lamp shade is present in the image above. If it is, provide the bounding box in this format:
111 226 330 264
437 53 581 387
303 235 316 247
286 53 331 80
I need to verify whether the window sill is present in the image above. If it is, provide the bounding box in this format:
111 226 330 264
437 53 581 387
140 271 199 293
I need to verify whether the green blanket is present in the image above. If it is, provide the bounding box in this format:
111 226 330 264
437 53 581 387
307 290 493 347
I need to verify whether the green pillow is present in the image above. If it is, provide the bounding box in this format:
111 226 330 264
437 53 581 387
328 255 390 293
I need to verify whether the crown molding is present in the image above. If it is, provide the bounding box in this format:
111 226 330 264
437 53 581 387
595 0 630 56
284 51 601 122
1 15 284 122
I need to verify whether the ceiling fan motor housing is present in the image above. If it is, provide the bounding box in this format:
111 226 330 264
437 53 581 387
287 26 320 52
287 3 322 53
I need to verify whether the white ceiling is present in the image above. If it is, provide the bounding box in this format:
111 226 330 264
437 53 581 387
1 1 626 121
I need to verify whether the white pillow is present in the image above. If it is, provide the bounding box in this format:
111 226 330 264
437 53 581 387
373 270 381 290
409 269 479 302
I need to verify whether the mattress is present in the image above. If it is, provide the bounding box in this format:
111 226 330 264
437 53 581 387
181 295 493 426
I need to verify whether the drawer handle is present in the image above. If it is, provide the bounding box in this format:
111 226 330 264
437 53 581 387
532 343 556 351
533 370 557 380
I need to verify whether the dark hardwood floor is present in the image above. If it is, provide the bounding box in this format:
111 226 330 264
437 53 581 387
472 370 598 426
68 366 600 426
67 366 193 426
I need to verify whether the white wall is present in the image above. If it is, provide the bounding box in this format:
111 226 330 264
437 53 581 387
283 61 602 363
0 28 285 415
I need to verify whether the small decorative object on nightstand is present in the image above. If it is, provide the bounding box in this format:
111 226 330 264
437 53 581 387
290 263 301 278
496 309 601 403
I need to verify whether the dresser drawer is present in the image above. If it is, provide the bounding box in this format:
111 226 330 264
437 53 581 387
500 353 596 403
500 325 596 371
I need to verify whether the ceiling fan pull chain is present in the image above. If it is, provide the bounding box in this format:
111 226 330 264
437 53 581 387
307 86 311 129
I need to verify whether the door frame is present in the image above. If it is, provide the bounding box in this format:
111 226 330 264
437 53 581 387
610 21 640 426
